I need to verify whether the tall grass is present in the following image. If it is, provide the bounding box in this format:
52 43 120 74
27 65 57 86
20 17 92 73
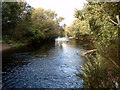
77 47 120 88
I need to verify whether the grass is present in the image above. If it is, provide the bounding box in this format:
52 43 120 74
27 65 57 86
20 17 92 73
77 54 120 88
8 43 25 48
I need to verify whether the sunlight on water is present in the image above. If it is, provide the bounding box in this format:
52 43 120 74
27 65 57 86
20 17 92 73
62 43 66 47
55 37 69 41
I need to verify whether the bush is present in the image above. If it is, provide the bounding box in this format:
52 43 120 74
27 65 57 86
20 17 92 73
77 54 120 88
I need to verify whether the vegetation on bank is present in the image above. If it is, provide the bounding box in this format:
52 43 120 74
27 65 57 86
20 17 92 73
2 2 65 47
65 2 120 88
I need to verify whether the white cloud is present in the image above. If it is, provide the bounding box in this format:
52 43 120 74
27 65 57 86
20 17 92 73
25 0 87 26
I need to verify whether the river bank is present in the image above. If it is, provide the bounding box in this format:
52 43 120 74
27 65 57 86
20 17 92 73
0 44 11 52
0 42 26 52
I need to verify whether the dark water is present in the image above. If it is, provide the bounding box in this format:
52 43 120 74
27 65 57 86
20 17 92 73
2 38 86 88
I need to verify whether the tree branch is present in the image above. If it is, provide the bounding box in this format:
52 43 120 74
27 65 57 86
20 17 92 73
109 18 118 26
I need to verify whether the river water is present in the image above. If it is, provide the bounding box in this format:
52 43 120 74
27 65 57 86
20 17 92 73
2 38 86 88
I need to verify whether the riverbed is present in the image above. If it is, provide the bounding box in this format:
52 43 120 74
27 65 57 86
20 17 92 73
2 38 86 88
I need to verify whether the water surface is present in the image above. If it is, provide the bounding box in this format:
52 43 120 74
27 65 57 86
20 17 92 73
2 38 85 88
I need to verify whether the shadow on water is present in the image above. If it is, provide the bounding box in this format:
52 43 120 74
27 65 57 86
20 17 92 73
2 38 87 88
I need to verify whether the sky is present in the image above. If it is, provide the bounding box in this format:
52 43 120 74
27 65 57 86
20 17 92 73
25 0 87 26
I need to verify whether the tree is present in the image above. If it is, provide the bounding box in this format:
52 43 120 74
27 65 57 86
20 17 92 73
31 8 64 42
2 2 33 42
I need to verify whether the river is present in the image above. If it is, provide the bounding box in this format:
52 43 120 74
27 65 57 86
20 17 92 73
2 37 86 88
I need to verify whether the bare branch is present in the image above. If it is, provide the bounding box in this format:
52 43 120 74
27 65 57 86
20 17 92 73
109 18 118 25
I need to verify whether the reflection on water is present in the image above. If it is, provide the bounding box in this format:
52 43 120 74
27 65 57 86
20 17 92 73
2 38 85 88
55 37 69 41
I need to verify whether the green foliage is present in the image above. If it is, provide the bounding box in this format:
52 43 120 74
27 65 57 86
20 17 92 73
78 56 120 88
74 9 85 20
65 18 90 39
2 2 33 44
2 2 32 33
83 2 119 44
30 8 64 43
2 2 65 46
69 2 120 88
65 8 91 39
3 35 12 44
69 19 90 37
9 43 25 48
